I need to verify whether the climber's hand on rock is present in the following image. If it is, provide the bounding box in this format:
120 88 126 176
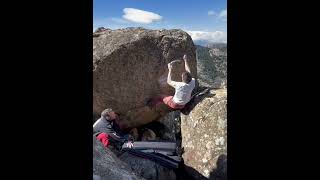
126 141 134 148
183 54 187 61
168 63 173 69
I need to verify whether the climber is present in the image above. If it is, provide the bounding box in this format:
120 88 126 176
147 54 196 110
93 108 134 149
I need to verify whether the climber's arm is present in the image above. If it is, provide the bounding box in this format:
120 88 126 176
183 54 191 74
167 63 177 88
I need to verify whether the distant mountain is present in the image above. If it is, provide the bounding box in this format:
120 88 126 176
206 43 227 49
193 40 212 46
196 44 227 89
193 40 227 47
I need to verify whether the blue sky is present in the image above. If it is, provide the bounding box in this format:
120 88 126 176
93 0 227 43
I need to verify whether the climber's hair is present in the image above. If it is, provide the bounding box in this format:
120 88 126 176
101 108 113 120
182 72 192 83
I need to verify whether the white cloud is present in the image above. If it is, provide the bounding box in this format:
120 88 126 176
208 10 216 16
219 9 227 18
122 8 163 24
186 30 227 43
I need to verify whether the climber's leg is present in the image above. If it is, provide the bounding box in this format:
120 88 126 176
162 96 185 110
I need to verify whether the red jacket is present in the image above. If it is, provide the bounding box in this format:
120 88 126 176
96 132 110 147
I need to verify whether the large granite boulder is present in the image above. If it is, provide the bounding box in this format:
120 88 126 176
181 89 227 180
93 27 197 127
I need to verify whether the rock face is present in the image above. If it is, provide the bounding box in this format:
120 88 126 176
93 137 144 180
181 89 227 180
157 110 181 141
93 27 197 127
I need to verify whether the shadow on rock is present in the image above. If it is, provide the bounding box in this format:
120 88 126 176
209 154 227 180
180 87 215 115
175 163 207 180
